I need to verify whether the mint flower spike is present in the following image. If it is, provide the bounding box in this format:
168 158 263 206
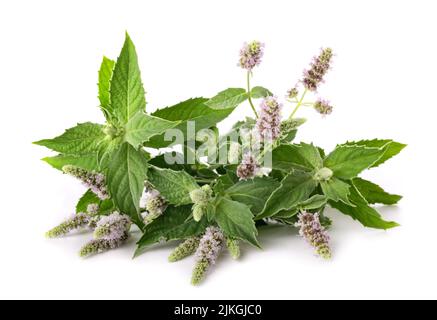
238 41 265 71
226 238 241 260
190 185 213 222
314 99 333 116
168 237 201 262
79 235 129 258
140 189 167 225
191 226 225 285
302 48 333 92
287 87 299 99
62 165 109 200
237 153 261 181
256 96 282 141
45 213 91 238
295 212 332 259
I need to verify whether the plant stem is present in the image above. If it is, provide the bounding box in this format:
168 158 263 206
289 89 308 119
247 71 259 118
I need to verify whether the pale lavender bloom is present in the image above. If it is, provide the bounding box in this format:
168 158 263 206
314 99 333 115
63 165 109 200
236 153 261 180
140 188 167 225
256 96 282 141
195 226 225 265
295 212 331 259
79 233 129 257
87 203 99 215
302 48 333 91
94 212 131 241
238 41 265 71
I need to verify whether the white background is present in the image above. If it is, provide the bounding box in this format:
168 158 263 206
0 0 436 299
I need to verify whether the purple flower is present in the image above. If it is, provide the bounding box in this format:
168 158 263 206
295 212 331 259
45 213 91 238
238 41 264 71
314 99 333 115
79 234 129 257
93 212 131 241
286 87 299 99
140 188 167 225
62 165 109 200
236 153 261 180
302 48 333 91
256 96 282 141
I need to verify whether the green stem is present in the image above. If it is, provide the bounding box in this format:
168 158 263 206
247 71 259 118
289 89 308 119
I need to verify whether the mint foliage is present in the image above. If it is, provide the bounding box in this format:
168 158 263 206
35 34 406 285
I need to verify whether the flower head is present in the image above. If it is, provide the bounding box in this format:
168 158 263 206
226 238 241 260
237 153 261 180
140 188 167 225
79 234 128 258
168 237 201 262
63 165 109 200
191 226 224 285
286 87 299 99
314 99 333 116
93 212 131 241
45 213 91 238
256 96 282 141
238 41 264 71
302 48 333 91
295 212 331 259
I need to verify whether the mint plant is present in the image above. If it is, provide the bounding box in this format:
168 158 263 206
35 33 405 285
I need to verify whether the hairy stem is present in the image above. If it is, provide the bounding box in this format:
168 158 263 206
247 71 259 118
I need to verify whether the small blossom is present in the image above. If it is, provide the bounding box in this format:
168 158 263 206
168 237 201 262
190 185 213 222
302 48 333 91
45 213 91 238
87 203 99 215
191 226 224 285
314 99 333 115
256 96 282 141
140 189 167 225
295 212 331 259
63 165 109 200
93 212 131 241
226 238 241 260
236 153 261 180
286 87 299 99
238 41 264 71
79 234 128 258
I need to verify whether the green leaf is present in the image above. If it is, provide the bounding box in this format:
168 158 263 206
298 194 328 210
34 123 106 155
134 205 208 257
272 143 323 172
146 166 199 205
324 145 387 179
343 139 406 168
205 88 248 110
107 143 147 227
124 112 180 148
320 177 354 206
214 197 260 248
352 177 402 205
98 56 115 119
329 184 399 230
147 98 233 148
225 177 280 215
250 86 273 99
110 33 146 124
258 171 318 219
42 153 99 172
76 189 100 214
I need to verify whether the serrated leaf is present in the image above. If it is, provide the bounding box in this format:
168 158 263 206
146 166 199 205
107 143 147 227
343 139 406 168
324 145 387 179
98 56 115 120
225 177 280 215
258 171 317 219
250 86 273 99
76 189 100 214
124 112 180 148
205 88 248 110
42 153 99 172
110 33 146 124
329 184 399 230
146 98 233 148
214 197 260 248
34 123 106 155
134 205 208 257
320 177 354 206
352 177 402 205
272 143 323 172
